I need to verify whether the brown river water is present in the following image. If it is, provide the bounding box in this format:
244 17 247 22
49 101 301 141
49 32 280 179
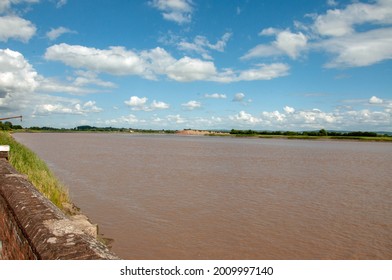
13 133 392 259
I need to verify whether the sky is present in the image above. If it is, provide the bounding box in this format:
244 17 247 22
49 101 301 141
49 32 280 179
0 0 391 131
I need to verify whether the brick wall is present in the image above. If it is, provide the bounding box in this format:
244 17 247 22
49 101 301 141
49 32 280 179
0 156 118 260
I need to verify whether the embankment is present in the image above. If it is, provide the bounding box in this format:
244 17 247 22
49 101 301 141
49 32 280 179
0 141 118 260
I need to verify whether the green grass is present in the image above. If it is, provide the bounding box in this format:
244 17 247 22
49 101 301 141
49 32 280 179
0 131 70 210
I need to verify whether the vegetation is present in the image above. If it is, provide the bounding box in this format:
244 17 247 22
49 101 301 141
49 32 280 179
0 121 22 131
229 128 392 141
0 131 70 210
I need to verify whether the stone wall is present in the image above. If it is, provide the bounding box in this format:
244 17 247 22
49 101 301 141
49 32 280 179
0 148 118 260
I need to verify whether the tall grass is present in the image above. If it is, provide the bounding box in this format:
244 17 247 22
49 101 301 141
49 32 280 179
0 131 70 210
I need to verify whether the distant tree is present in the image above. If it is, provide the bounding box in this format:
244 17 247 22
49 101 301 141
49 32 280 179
0 121 13 130
319 129 328 136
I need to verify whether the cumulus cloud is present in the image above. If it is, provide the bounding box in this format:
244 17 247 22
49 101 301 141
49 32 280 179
150 100 170 110
46 26 76 40
229 102 392 131
236 63 290 81
182 100 201 110
204 93 227 99
99 114 142 126
167 114 186 124
0 48 107 117
232 93 245 102
283 106 295 114
327 0 338 7
0 0 39 13
369 96 383 104
314 0 392 37
313 0 392 67
124 96 148 109
0 48 39 96
166 56 217 82
244 0 392 68
33 101 102 116
230 111 261 125
178 32 232 59
45 44 147 76
150 0 193 24
317 28 392 68
125 96 169 111
243 29 308 60
45 44 289 82
71 70 116 88
0 15 36 42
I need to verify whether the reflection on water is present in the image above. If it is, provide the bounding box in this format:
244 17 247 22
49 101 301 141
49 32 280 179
13 133 392 259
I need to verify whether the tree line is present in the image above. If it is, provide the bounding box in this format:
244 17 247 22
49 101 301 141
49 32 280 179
229 129 386 137
1 121 389 137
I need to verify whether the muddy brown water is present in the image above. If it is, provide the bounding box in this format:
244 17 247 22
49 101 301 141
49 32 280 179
13 133 392 259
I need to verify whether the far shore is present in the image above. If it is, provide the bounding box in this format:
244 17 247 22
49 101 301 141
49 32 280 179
10 128 392 142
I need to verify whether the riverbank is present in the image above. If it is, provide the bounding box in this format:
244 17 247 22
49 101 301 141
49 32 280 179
207 132 392 142
231 134 392 142
0 131 70 210
1 131 115 247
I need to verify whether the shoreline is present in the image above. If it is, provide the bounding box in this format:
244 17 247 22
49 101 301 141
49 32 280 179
0 131 113 249
13 129 392 142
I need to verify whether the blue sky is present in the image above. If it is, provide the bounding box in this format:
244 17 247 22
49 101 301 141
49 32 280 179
0 0 391 131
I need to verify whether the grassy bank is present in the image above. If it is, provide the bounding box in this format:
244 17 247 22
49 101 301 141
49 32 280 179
0 131 70 210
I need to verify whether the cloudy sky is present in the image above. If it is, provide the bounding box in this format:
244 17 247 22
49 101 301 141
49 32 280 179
0 0 391 131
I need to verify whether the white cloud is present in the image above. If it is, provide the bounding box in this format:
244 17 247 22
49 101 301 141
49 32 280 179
166 56 217 82
72 70 116 88
182 100 201 110
124 96 148 110
0 48 88 112
243 29 307 60
369 96 383 104
167 114 186 124
232 93 245 102
327 0 338 7
45 44 290 82
230 111 262 125
0 48 110 122
56 0 67 8
0 15 36 42
124 96 169 111
33 101 102 116
241 44 282 59
46 26 76 40
311 1 392 67
317 28 392 68
262 110 286 122
150 0 193 24
244 1 392 68
178 32 232 59
38 78 100 95
101 114 141 126
314 0 392 37
45 44 147 76
275 30 308 59
204 93 227 99
150 100 170 110
283 106 295 114
236 63 290 81
0 48 39 96
0 0 39 13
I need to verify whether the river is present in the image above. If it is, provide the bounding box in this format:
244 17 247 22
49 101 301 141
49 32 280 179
13 133 392 259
